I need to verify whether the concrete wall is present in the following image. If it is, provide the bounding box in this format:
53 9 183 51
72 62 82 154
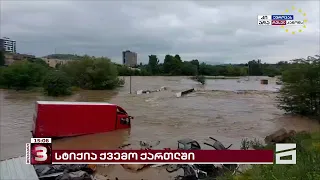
4 53 36 66
3 53 73 68
42 58 73 68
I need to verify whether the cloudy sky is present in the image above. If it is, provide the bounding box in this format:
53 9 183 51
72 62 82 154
1 0 319 64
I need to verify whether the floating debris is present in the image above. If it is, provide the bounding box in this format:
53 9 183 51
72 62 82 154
176 88 195 97
260 79 268 85
136 87 167 95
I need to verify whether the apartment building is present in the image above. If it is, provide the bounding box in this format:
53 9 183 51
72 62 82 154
122 50 137 67
0 37 16 53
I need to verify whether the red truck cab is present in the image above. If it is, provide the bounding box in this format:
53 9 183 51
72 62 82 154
32 101 133 138
116 105 132 129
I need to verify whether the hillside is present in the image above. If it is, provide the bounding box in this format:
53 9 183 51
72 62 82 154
43 54 83 60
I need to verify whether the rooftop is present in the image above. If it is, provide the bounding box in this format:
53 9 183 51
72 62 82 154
0 156 38 180
36 101 114 105
1 37 16 41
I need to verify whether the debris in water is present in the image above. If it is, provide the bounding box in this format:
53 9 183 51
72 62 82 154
137 87 167 95
260 79 268 85
176 88 195 97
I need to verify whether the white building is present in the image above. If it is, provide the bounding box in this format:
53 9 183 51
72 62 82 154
122 50 137 67
0 37 16 53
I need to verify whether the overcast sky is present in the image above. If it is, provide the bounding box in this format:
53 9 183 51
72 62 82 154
1 1 319 64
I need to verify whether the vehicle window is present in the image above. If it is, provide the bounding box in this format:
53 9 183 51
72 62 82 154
185 143 192 149
178 143 184 149
117 107 126 114
120 118 130 125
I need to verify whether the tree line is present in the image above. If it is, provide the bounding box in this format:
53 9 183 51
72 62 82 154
20 53 289 77
117 54 289 77
277 55 320 118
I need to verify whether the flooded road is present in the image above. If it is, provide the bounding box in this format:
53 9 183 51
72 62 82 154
1 76 319 179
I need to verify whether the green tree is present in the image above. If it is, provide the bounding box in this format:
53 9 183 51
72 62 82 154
171 54 183 75
277 55 320 118
248 59 263 76
199 62 211 75
60 56 122 90
163 54 174 74
190 59 200 74
29 58 51 69
0 60 48 90
0 51 5 66
117 64 135 76
148 55 159 75
43 70 72 96
174 54 181 61
181 61 197 75
162 54 183 75
0 67 14 88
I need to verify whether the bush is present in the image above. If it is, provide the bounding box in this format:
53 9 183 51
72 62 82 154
0 50 5 66
0 60 48 90
27 57 51 68
219 132 320 180
59 56 122 90
277 56 320 118
43 70 72 96
0 67 5 87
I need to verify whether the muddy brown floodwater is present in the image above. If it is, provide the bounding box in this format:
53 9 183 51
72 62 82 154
1 76 319 179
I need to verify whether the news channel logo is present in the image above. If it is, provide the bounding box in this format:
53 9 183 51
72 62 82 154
258 6 307 34
26 141 52 164
275 143 296 164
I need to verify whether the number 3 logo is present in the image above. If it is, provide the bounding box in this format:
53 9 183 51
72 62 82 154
34 146 47 161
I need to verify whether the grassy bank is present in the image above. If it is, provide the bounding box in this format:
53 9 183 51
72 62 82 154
219 131 320 180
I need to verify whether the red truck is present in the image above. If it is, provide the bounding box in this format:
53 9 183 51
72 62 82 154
32 101 133 138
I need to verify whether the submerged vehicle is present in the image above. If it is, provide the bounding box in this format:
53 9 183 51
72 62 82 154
177 138 201 150
32 101 133 138
174 137 232 150
167 137 239 179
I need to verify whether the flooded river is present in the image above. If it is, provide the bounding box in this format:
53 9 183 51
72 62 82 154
1 76 319 179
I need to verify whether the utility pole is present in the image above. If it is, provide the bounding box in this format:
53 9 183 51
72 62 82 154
129 75 132 94
246 63 250 81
